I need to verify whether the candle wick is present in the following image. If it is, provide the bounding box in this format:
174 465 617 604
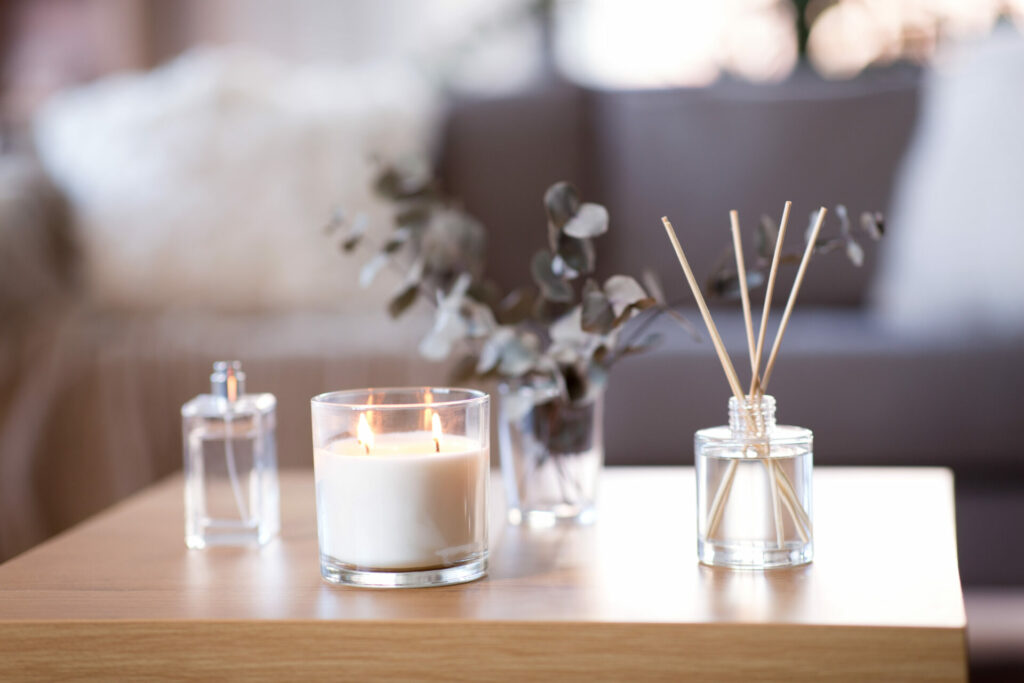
362 442 370 456
434 438 440 453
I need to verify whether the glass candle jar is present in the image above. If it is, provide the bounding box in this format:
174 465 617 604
695 395 812 569
311 387 489 588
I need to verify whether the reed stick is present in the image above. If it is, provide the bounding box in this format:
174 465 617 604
776 475 810 543
730 210 784 547
759 207 827 393
729 211 756 377
750 201 792 395
663 216 749 540
745 202 814 539
661 217 746 401
663 216 805 542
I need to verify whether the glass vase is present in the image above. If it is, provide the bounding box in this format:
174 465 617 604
497 380 604 526
695 395 813 569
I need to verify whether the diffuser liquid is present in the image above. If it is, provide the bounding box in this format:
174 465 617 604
695 449 812 567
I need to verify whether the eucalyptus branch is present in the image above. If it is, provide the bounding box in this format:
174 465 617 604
338 170 698 398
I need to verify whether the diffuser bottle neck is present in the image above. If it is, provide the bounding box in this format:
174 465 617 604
728 394 777 439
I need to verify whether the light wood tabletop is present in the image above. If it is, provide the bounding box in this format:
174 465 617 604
0 467 966 681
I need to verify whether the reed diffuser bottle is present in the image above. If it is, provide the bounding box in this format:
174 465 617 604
696 395 812 568
661 203 851 570
182 361 280 549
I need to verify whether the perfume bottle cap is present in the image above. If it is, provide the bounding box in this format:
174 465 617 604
210 361 246 401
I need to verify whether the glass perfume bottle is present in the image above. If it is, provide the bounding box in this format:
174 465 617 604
182 361 279 549
695 395 812 569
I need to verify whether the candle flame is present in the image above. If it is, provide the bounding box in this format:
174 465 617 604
357 413 373 455
431 412 442 453
423 389 433 429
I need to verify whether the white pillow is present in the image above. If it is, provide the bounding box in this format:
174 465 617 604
873 30 1024 337
33 47 439 312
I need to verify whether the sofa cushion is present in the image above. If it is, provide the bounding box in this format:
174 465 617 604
33 48 438 313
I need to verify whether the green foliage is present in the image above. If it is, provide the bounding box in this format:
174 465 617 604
336 167 695 406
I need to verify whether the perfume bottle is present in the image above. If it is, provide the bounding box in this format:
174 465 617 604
695 395 812 569
182 361 279 549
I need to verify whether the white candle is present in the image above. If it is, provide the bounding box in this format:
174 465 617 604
314 431 488 570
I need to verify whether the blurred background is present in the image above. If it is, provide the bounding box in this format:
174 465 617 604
1 0 1023 677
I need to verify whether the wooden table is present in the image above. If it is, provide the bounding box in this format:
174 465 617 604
0 467 966 681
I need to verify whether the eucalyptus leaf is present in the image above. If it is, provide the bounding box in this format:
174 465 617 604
845 238 864 267
497 332 540 377
402 256 425 287
551 253 580 280
603 275 650 317
341 212 369 252
814 238 844 255
460 297 498 338
836 204 851 237
383 227 411 254
374 160 433 200
324 208 344 235
556 236 595 276
358 252 389 288
418 273 472 360
860 211 885 239
563 203 609 239
613 300 656 328
548 304 609 367
476 328 515 374
544 181 581 231
531 250 573 302
387 284 419 318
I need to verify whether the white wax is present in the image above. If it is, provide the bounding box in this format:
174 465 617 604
314 432 488 570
